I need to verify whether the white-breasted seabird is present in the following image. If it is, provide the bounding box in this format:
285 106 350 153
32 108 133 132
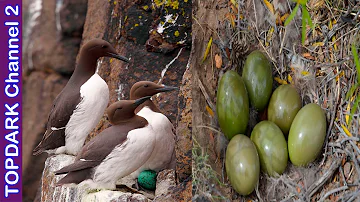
54 96 155 189
129 81 177 178
33 39 129 156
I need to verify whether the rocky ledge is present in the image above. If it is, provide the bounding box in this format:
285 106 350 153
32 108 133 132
40 155 178 202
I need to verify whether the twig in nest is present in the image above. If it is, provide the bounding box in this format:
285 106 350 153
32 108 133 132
344 148 360 184
280 194 296 202
279 28 287 55
254 32 282 76
255 182 263 202
336 122 360 155
252 0 260 38
279 175 307 201
196 125 222 135
339 165 347 186
340 189 360 202
197 76 217 117
319 185 348 202
306 158 342 197
320 73 341 166
311 58 350 69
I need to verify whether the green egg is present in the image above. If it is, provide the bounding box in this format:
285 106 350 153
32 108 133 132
288 103 327 166
216 70 249 140
250 121 288 176
242 50 273 111
138 170 157 190
226 134 260 195
268 84 302 135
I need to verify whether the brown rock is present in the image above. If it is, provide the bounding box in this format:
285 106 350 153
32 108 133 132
82 2 192 201
23 0 87 201
22 72 68 202
41 155 151 202
144 0 192 53
155 169 176 197
83 0 191 137
59 0 88 37
40 155 80 202
153 178 192 202
176 66 192 183
124 5 152 45
23 0 86 75
191 1 228 199
80 0 110 42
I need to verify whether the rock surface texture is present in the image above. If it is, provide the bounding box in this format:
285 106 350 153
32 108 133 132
40 155 151 202
22 0 88 201
23 0 192 201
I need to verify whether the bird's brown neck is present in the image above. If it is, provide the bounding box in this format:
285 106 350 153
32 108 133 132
135 99 161 114
70 56 98 85
113 115 148 129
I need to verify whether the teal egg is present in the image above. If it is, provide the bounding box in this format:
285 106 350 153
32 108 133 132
138 170 157 190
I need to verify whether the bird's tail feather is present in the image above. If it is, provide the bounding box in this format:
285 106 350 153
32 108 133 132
33 129 65 156
56 169 90 186
32 147 45 156
32 129 53 156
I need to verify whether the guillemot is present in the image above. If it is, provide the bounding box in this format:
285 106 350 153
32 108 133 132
129 81 177 178
33 39 129 156
54 96 155 189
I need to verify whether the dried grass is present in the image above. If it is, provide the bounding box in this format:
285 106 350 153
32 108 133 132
193 0 360 201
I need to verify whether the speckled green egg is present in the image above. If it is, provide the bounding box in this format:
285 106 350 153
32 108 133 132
217 70 249 140
250 121 288 176
226 134 260 195
138 170 157 190
242 50 273 111
288 103 327 166
268 84 302 135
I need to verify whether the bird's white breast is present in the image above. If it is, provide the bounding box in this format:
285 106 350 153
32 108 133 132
132 107 175 175
92 124 156 189
65 73 109 155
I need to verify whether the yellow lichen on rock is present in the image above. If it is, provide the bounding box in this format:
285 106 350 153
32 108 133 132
174 31 180 37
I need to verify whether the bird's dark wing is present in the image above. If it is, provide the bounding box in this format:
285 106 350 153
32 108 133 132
33 87 81 155
54 160 98 175
54 125 131 174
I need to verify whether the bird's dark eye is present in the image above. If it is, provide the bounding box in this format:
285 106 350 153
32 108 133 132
118 107 123 110
144 84 149 87
102 45 107 49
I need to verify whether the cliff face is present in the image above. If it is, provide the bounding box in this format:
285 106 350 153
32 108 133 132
23 0 88 201
23 0 192 201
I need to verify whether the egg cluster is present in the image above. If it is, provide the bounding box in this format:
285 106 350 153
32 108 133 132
217 50 327 195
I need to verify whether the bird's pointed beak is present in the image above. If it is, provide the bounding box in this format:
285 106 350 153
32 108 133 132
155 85 178 93
133 96 152 107
107 52 130 63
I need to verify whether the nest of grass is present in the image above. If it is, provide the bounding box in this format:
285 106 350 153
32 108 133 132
192 0 359 201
